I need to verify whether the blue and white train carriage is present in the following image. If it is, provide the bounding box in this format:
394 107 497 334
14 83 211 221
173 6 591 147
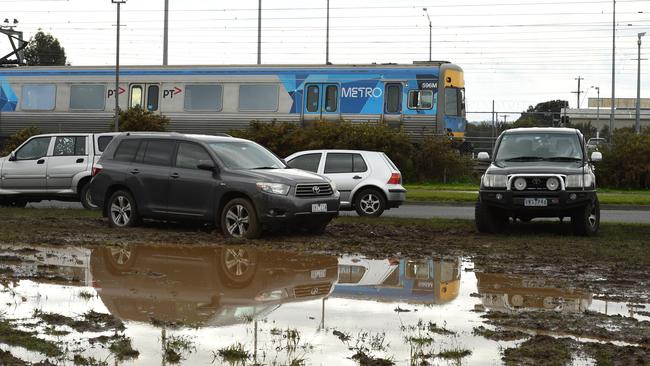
0 62 466 139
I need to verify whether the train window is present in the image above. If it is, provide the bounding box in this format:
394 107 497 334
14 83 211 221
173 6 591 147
53 136 86 156
21 84 56 111
385 84 401 113
184 85 223 111
445 88 459 116
324 85 338 112
130 86 143 109
70 85 105 110
306 85 319 112
147 85 159 112
407 90 433 110
239 84 278 111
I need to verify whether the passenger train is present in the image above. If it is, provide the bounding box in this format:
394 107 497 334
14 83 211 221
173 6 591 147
0 62 466 139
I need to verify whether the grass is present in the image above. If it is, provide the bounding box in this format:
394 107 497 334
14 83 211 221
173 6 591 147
404 183 650 206
0 318 63 357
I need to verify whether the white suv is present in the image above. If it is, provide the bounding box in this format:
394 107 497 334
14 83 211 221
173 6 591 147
0 132 118 209
286 150 406 217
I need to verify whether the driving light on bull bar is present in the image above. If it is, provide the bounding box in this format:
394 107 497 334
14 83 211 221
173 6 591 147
546 177 560 191
256 182 290 195
513 177 527 191
482 174 507 188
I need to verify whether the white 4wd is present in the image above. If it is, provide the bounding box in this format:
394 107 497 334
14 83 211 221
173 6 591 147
0 133 118 209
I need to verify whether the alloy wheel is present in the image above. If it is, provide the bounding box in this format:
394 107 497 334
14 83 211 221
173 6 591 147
359 193 381 215
110 195 132 227
225 204 250 238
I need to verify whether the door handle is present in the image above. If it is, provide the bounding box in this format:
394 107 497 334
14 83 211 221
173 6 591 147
130 169 140 175
353 175 362 180
170 172 180 179
76 158 84 163
37 159 45 165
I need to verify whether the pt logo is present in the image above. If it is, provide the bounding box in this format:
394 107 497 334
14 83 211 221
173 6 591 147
163 87 183 98
107 87 126 98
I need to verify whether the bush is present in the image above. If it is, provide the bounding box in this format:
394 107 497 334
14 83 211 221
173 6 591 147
230 121 474 183
111 107 169 132
0 126 42 157
597 129 650 189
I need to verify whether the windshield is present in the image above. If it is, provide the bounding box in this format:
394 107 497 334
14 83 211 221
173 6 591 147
495 133 583 162
208 141 285 169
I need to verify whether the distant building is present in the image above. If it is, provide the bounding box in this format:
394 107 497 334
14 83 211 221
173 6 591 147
562 98 650 131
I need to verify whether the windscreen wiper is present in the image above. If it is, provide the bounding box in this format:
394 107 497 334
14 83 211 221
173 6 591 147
545 157 582 161
251 166 279 169
503 156 544 162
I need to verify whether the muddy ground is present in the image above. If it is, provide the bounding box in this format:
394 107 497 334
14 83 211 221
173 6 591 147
0 207 648 365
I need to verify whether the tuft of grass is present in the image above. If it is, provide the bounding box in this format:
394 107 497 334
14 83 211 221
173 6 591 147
72 354 109 366
0 318 63 357
436 348 472 359
163 335 195 364
77 290 95 300
503 335 571 366
108 337 139 361
215 343 250 363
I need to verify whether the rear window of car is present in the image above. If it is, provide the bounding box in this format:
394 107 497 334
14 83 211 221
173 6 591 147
113 140 141 162
97 135 115 153
288 153 321 172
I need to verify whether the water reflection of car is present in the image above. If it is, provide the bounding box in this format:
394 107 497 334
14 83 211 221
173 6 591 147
333 256 461 305
476 272 592 313
89 245 338 327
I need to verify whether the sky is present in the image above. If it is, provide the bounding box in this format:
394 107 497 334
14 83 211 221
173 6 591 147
0 0 648 122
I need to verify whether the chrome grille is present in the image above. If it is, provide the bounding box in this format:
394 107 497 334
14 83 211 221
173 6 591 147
293 282 332 298
295 183 333 197
509 175 566 191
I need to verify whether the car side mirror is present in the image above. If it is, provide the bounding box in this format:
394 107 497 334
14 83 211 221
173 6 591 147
477 152 490 162
8 152 16 162
197 160 218 172
590 151 602 162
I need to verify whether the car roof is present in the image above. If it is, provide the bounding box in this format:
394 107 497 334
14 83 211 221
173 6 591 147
27 132 119 138
118 132 247 143
289 149 380 155
504 127 579 134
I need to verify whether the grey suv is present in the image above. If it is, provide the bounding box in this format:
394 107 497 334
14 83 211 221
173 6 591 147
89 133 340 238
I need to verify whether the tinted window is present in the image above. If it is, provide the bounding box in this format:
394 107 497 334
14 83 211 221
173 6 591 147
208 141 284 170
353 154 367 172
239 85 279 111
324 153 353 174
288 153 321 172
385 84 401 113
142 140 175 166
130 86 143 108
445 88 459 116
325 85 338 112
53 136 86 156
408 90 433 110
176 142 212 169
306 85 319 112
147 85 159 111
97 136 114 152
184 84 223 111
113 140 141 162
16 137 50 160
70 85 105 110
21 84 56 111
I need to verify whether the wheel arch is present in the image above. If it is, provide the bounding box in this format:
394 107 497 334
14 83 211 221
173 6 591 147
216 190 255 226
351 184 387 207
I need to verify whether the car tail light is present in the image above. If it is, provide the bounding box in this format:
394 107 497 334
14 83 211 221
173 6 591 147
92 165 102 177
387 173 401 185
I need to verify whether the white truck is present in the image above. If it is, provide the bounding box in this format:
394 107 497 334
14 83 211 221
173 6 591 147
0 132 118 209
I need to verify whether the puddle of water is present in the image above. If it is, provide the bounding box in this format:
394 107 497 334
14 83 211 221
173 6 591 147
0 244 646 365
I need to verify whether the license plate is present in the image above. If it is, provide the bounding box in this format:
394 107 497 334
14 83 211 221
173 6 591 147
524 198 548 207
311 203 327 212
311 269 327 279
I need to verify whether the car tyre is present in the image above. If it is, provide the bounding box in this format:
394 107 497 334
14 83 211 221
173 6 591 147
475 200 507 234
0 198 27 208
354 188 386 217
220 198 261 239
571 197 600 236
80 183 99 210
107 190 140 228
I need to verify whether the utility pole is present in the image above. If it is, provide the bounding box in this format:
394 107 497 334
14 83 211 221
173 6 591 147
502 115 508 125
636 32 646 134
163 0 168 66
572 76 584 108
112 0 126 132
326 0 330 64
609 0 616 138
423 8 432 62
595 86 601 123
257 0 261 64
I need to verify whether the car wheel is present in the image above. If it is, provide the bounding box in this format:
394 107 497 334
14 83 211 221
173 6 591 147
218 247 258 287
0 199 27 208
354 188 386 217
107 190 140 228
475 200 508 234
572 197 600 236
80 183 99 210
220 198 261 239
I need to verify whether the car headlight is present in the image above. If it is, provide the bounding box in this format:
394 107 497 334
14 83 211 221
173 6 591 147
254 289 288 302
482 174 507 188
566 174 594 188
256 182 290 195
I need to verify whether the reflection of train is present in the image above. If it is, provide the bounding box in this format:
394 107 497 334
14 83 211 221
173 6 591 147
0 63 466 139
89 245 338 326
333 256 461 304
476 273 592 313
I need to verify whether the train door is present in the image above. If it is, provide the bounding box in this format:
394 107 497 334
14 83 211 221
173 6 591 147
303 83 340 122
129 84 161 113
383 82 402 127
